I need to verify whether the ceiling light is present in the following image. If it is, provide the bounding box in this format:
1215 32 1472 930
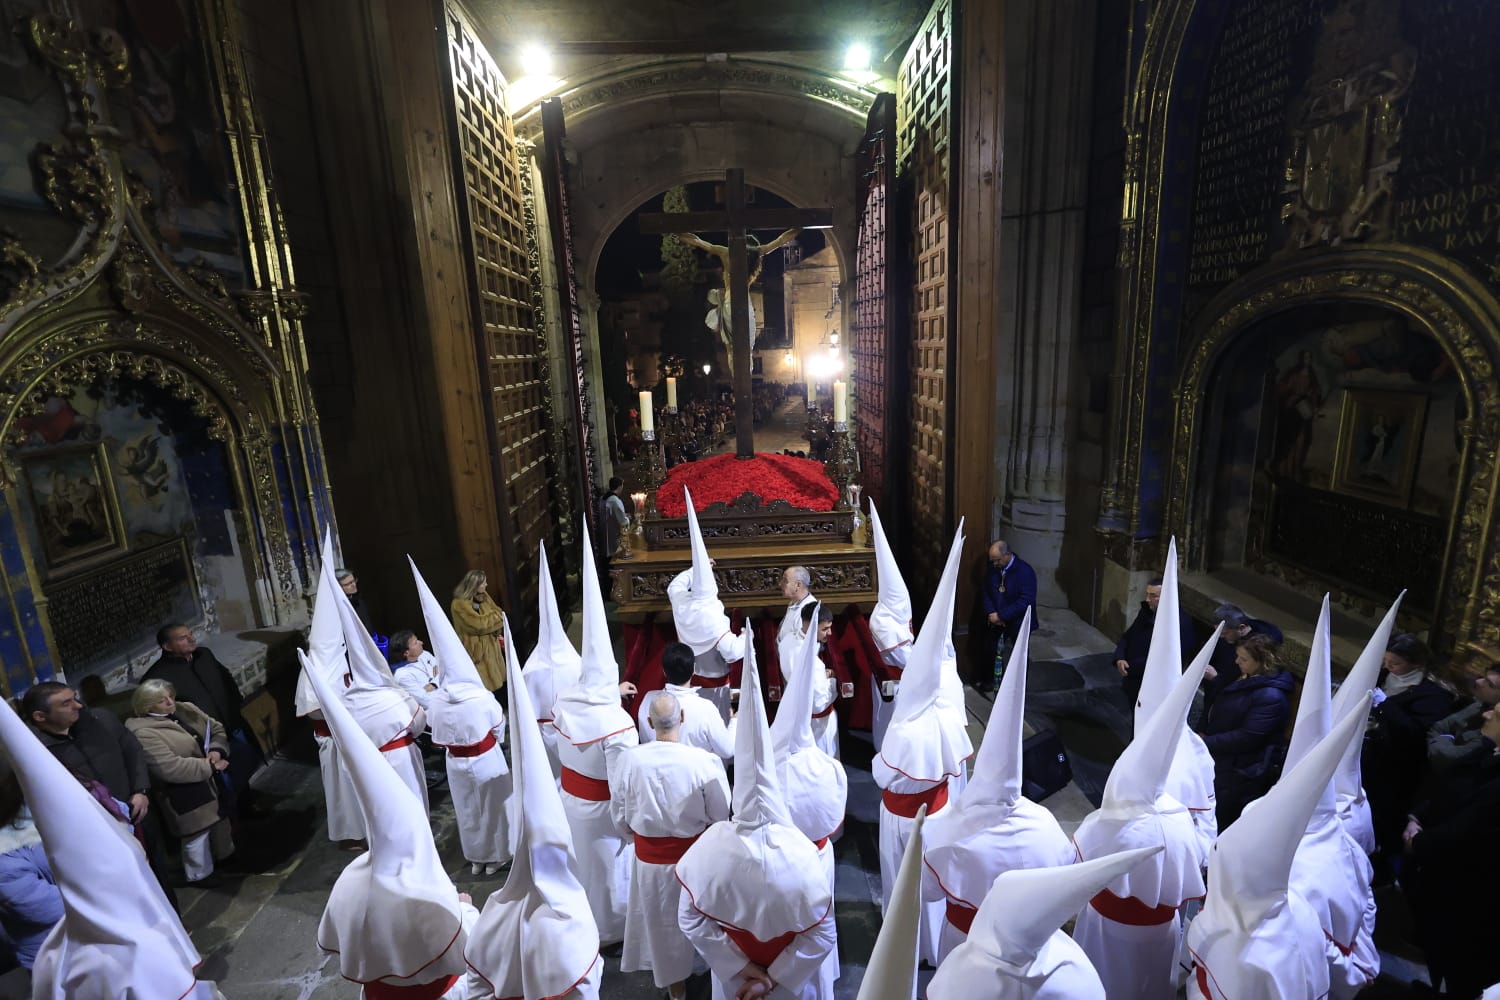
844 42 871 72
520 44 552 77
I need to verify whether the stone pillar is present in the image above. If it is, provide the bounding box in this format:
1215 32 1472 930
995 0 1097 607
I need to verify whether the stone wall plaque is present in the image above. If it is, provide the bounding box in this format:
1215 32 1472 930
47 537 201 675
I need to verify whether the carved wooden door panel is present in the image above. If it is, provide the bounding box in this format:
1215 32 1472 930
851 93 902 536
443 3 561 633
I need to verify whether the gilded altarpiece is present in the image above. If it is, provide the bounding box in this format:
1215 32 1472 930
1107 0 1500 666
0 0 330 692
443 3 568 637
897 0 954 594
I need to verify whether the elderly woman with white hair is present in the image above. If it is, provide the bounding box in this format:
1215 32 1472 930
125 679 235 886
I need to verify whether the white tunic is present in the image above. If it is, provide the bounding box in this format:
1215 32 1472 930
1288 821 1380 997
871 760 952 967
1187 890 1330 1000
636 683 736 758
309 715 366 842
554 725 638 946
610 741 730 989
1336 790 1376 856
427 692 512 865
924 931 1108 999
777 593 816 646
1070 801 1205 1000
343 686 429 817
921 797 1075 965
391 651 440 710
869 642 909 753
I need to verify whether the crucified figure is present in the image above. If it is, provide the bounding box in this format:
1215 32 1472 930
677 228 801 372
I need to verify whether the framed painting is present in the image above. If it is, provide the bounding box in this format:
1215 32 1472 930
1331 389 1429 507
22 443 124 572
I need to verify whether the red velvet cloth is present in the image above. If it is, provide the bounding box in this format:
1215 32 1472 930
621 606 879 730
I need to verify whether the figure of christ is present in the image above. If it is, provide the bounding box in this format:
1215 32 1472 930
676 228 801 374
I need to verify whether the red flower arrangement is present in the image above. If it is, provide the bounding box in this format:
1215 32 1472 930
655 453 839 517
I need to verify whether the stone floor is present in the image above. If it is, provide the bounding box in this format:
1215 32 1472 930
5 607 1435 998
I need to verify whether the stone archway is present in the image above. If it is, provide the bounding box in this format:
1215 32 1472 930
1164 246 1500 667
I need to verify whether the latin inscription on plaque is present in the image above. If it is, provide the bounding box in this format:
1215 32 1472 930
1189 0 1322 288
48 539 201 673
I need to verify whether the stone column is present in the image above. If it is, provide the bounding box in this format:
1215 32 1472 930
995 0 1097 607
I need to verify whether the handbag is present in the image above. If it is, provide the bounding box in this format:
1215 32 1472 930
1020 728 1073 802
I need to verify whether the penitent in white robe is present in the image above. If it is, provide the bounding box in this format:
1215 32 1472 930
871 760 954 968
342 686 429 817
1187 889 1330 1000
553 723 638 946
921 797 1075 965
636 683 736 759
427 690 512 866
309 717 366 842
925 930 1109 999
1070 800 1205 1000
611 741 730 990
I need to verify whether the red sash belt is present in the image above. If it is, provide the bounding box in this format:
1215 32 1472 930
1088 888 1177 926
812 836 829 850
561 766 611 802
811 702 836 719
633 831 702 864
881 782 950 819
363 975 460 1000
311 720 331 739
723 926 796 969
445 731 497 758
378 733 417 753
1195 966 1212 996
946 899 978 935
692 673 730 688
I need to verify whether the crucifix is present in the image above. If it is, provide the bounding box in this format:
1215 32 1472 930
639 169 833 459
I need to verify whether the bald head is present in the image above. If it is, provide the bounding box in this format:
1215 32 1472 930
989 540 1013 569
649 692 684 740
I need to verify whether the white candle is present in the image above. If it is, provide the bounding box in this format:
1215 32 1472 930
639 391 654 433
807 378 817 406
833 380 848 422
666 377 677 409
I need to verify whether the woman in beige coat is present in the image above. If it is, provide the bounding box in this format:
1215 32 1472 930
126 679 234 885
450 569 506 691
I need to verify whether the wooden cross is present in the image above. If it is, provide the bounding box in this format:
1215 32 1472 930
638 169 833 459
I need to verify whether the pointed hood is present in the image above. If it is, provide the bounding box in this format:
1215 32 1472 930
465 616 600 997
1206 696 1370 927
578 519 621 697
333 561 398 691
890 520 965 723
770 615 849 842
295 530 351 716
732 634 793 830
772 608 821 758
1286 595 1336 823
0 688 207 999
410 555 489 697
1101 623 1215 814
856 806 927 1000
524 542 582 674
961 607 1031 809
1331 592 1404 798
976 847 1163 965
684 487 718 597
304 649 466 985
868 503 915 654
1133 538 1184 728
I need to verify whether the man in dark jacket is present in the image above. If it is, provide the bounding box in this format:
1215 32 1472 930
22 682 177 908
144 624 262 804
1114 576 1196 702
1204 602 1285 698
981 540 1037 689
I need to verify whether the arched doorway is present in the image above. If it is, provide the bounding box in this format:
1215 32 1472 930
1165 249 1500 666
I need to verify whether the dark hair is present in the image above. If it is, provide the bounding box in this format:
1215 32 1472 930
388 630 417 662
662 642 695 685
608 476 624 492
1213 603 1250 629
801 602 818 628
19 681 71 722
156 623 189 648
817 604 833 624
1386 633 1432 670
1147 577 1164 587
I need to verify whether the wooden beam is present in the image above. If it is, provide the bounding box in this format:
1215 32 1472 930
637 207 834 235
726 169 755 459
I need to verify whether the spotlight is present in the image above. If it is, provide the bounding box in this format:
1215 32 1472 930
844 42 871 73
520 44 552 77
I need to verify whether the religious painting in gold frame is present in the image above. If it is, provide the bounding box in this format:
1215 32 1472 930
21 443 125 573
1331 389 1428 508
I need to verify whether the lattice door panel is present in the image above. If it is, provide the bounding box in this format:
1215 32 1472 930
898 0 954 587
852 94 899 523
445 2 553 621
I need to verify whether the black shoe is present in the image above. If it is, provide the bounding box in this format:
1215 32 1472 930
187 873 225 890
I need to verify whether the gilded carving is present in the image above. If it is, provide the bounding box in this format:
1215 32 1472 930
0 233 42 300
1279 0 1414 248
